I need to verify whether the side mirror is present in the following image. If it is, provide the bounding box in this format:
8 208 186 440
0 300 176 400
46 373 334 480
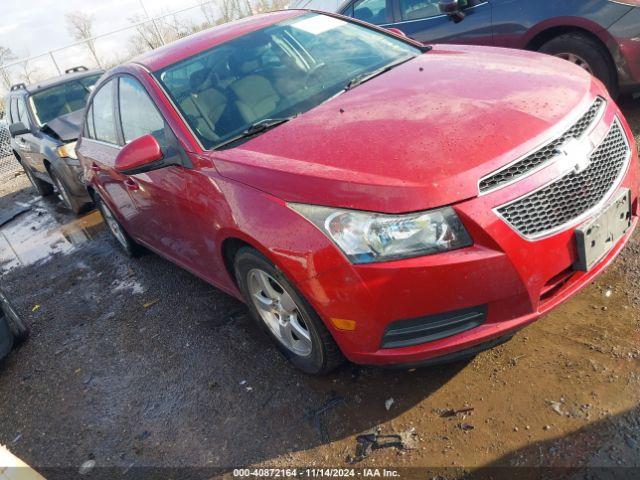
9 122 30 136
114 134 163 175
439 0 465 23
386 27 407 38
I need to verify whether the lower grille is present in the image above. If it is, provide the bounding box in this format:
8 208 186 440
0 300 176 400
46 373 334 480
496 119 630 239
380 305 487 349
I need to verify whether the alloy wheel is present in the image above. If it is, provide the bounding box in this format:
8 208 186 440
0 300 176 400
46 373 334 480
53 175 73 210
555 53 594 75
247 268 313 357
99 202 128 249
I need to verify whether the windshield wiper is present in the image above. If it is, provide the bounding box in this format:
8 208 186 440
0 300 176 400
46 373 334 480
344 56 417 91
213 117 294 150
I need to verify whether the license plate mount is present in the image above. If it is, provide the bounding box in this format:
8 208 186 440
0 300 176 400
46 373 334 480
574 189 632 272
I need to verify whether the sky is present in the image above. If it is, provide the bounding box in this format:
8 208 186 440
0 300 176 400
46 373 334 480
0 0 211 92
0 0 202 58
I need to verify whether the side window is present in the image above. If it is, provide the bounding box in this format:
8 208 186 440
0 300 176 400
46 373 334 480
91 80 118 144
118 76 165 144
9 98 18 124
352 0 389 25
16 97 30 127
398 0 442 20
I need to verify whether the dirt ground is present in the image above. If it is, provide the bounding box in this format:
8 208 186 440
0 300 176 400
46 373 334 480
0 99 639 480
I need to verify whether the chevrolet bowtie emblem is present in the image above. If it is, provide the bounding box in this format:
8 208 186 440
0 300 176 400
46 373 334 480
556 137 594 175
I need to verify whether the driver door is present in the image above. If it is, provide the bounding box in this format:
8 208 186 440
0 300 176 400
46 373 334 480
391 0 493 45
343 0 494 46
114 75 221 280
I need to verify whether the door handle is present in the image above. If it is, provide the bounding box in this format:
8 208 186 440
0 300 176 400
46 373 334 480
90 163 101 172
124 178 139 191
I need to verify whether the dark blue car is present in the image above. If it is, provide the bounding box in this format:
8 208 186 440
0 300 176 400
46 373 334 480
337 0 640 95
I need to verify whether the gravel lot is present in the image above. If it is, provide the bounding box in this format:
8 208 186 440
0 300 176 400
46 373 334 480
0 99 639 479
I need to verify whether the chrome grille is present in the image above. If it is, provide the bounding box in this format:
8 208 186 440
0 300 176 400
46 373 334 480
496 120 630 239
479 98 605 193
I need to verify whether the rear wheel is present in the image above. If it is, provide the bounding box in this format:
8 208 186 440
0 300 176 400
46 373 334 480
538 33 617 96
22 163 53 197
96 195 142 257
234 247 344 375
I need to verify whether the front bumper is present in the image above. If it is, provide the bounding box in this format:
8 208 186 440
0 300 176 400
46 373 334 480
56 158 92 202
294 99 639 367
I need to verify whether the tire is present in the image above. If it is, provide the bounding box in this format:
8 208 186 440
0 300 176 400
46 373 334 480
95 195 142 257
538 33 617 96
22 162 53 197
49 167 86 215
0 291 29 343
234 247 344 375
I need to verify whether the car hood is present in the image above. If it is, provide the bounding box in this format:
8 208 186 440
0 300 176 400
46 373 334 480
42 109 84 143
211 44 598 213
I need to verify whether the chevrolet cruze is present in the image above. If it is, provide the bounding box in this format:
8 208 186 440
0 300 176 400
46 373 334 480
77 10 638 374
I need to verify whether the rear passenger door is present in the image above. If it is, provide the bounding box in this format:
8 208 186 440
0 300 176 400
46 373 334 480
78 78 139 230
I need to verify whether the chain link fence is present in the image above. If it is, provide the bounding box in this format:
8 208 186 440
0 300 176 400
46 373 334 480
0 103 20 178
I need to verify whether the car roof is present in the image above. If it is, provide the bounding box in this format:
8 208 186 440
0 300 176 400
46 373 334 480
11 69 104 96
132 9 306 72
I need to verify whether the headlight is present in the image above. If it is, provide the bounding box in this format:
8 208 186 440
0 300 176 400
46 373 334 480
57 141 77 159
290 204 472 264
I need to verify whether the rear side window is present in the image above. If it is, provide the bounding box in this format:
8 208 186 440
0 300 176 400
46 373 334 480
352 0 389 25
118 76 165 144
90 80 117 144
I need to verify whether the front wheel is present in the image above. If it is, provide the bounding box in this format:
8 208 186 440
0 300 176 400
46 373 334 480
234 247 344 375
22 163 53 197
49 167 85 214
538 33 617 96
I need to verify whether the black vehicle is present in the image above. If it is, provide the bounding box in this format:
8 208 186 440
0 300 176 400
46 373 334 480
0 289 29 361
5 66 103 213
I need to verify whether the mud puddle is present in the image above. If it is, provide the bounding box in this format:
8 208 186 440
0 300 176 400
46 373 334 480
0 201 102 273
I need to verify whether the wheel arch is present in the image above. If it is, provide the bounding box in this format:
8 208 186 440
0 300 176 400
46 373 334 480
524 24 618 88
220 235 273 289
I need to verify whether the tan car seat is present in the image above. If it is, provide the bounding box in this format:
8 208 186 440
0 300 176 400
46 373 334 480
229 75 280 124
179 70 228 142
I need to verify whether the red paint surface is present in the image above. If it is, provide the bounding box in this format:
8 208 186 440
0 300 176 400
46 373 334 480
78 12 640 366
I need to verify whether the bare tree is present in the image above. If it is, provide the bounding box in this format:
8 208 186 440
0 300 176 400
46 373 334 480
19 60 40 85
0 46 16 91
253 0 290 13
65 12 102 68
127 14 166 53
199 1 217 26
217 0 252 24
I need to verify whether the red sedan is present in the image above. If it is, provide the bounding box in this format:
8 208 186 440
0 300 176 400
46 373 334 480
77 10 638 374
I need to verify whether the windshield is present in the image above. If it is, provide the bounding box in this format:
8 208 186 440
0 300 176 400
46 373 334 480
156 13 421 150
30 74 101 125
